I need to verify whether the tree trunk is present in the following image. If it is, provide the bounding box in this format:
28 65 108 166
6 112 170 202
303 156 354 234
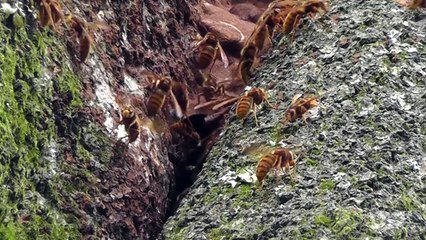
162 0 426 238
0 0 201 239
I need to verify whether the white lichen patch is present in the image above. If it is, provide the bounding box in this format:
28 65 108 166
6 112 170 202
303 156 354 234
25 189 46 209
358 102 375 116
408 156 425 180
148 142 162 168
305 106 320 121
230 218 245 228
88 59 121 135
0 2 20 15
419 158 426 178
390 66 401 76
103 110 117 136
236 167 256 184
390 92 412 111
369 210 406 233
43 140 59 178
123 73 145 95
0 2 12 12
139 125 165 174
219 170 238 188
92 64 118 109
274 184 293 195
40 71 54 92
141 125 157 148
120 24 132 50
115 124 128 140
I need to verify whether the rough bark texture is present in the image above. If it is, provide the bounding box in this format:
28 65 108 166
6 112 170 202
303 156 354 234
3 0 424 239
66 0 200 238
0 0 201 239
163 0 426 239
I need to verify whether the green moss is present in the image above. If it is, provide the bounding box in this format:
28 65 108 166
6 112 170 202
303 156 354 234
370 41 383 48
207 227 230 240
357 24 368 31
349 176 358 184
382 57 392 68
351 88 368 112
365 149 381 165
310 147 322 156
421 125 426 136
76 142 93 163
362 135 375 146
401 194 414 211
305 158 318 166
393 227 408 240
398 52 407 61
167 226 188 240
238 185 252 198
203 186 234 205
290 228 316 240
315 208 363 237
331 137 345 148
319 179 336 191
203 187 220 205
331 209 363 236
56 68 84 109
0 22 74 237
370 72 388 86
0 221 23 240
0 10 111 238
271 124 283 143
314 213 333 227
232 184 255 209
338 166 349 173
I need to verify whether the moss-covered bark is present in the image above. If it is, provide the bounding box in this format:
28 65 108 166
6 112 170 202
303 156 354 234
163 0 426 239
0 2 120 239
1 0 203 238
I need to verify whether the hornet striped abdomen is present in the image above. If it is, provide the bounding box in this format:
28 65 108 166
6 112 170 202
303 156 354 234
236 96 254 119
119 106 140 143
146 77 172 117
256 153 277 184
256 148 297 187
235 87 276 126
196 45 217 69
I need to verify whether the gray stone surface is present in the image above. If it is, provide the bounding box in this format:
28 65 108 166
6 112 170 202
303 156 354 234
162 0 426 239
